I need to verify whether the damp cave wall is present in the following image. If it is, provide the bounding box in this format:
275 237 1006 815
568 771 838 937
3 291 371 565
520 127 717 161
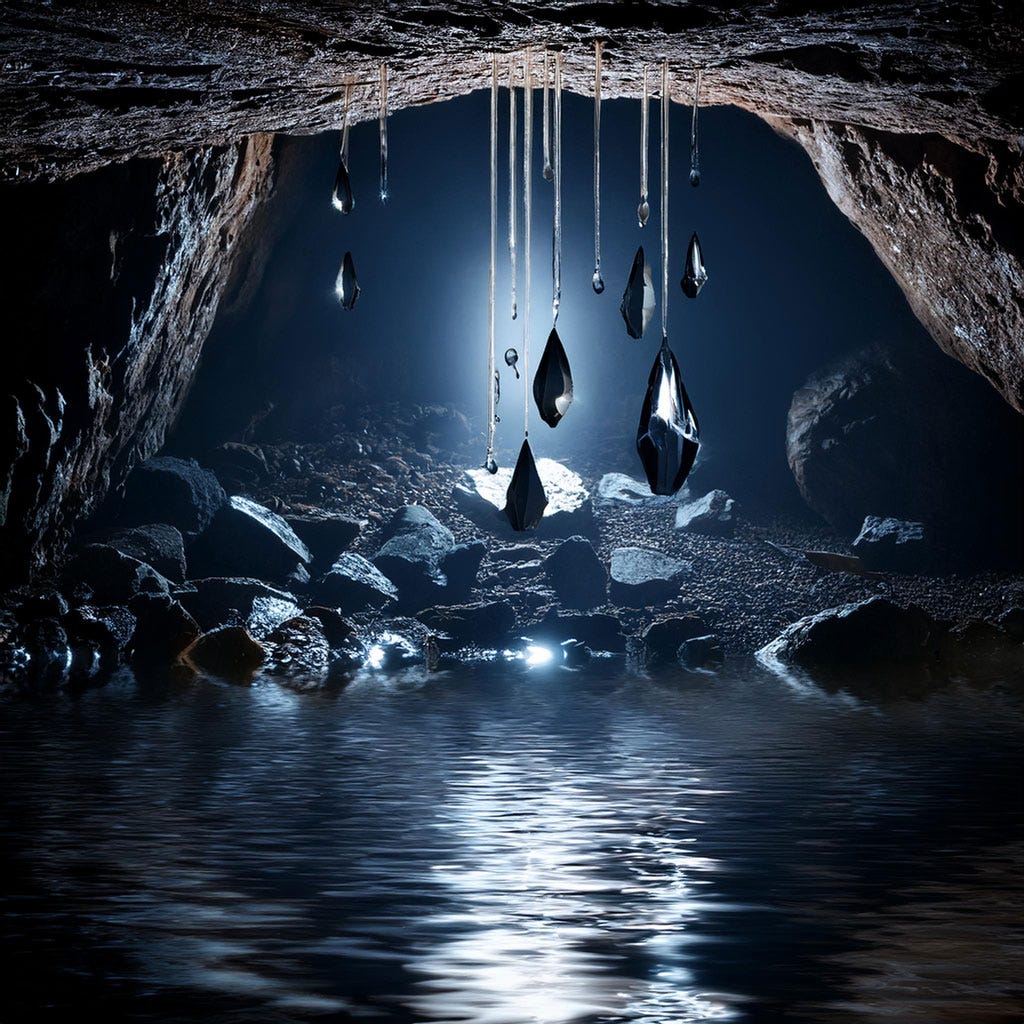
0 0 1022 582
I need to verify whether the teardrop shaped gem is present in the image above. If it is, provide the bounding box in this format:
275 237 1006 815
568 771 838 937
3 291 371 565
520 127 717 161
331 159 354 214
335 251 360 310
620 246 656 339
592 269 605 294
636 338 700 495
637 199 650 227
681 232 708 298
505 438 548 531
532 327 574 428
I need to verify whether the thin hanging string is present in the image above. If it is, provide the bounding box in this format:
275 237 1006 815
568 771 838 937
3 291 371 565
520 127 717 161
592 39 603 290
552 50 562 325
486 55 498 469
542 49 553 181
341 82 351 165
661 59 669 342
690 67 701 185
639 67 649 226
508 57 518 321
522 46 533 439
378 62 388 201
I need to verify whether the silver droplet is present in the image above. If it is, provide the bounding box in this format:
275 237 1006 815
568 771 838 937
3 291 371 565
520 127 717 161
485 456 499 474
637 200 650 227
689 169 701 188
592 269 605 294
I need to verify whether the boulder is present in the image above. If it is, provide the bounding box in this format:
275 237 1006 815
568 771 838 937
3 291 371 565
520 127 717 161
176 577 299 638
66 544 171 605
314 554 398 613
543 536 607 610
9 587 69 622
283 509 364 565
454 459 594 539
302 606 356 647
98 523 187 581
419 601 516 647
181 625 265 683
373 505 455 610
852 516 931 572
0 618 70 688
757 598 944 677
119 456 227 534
609 547 690 607
642 615 710 666
674 490 738 536
64 604 136 666
526 609 627 652
128 593 201 665
264 615 333 690
678 634 724 672
189 495 313 582
596 472 686 508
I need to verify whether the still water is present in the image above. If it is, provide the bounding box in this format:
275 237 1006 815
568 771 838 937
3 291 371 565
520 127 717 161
1 660 1022 1023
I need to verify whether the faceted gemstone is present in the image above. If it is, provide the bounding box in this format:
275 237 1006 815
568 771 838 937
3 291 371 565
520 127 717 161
592 269 605 294
504 347 520 379
689 169 701 187
680 232 708 298
484 456 499 475
620 246 655 339
637 199 650 227
331 159 354 214
533 327 574 428
636 338 700 495
505 439 548 531
335 251 360 310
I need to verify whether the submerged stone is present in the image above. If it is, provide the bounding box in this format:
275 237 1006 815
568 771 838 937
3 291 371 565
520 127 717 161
181 625 265 683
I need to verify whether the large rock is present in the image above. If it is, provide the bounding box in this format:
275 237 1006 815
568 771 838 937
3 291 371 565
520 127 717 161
609 547 690 608
674 490 738 536
119 456 227 535
0 618 71 688
596 472 686 508
66 544 171 605
543 536 607 610
176 577 299 637
181 625 265 683
128 593 201 666
283 509 364 565
418 601 516 647
98 523 187 582
642 615 711 667
64 604 136 666
454 459 594 540
852 516 932 573
373 505 455 610
314 553 398 613
190 495 312 582
786 342 1024 565
264 614 333 690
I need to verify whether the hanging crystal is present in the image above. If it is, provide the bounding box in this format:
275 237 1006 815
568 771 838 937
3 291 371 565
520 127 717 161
620 246 655 339
505 438 548 531
681 231 708 298
552 50 563 324
533 328 573 427
504 347 520 378
335 251 359 310
542 49 553 182
379 62 389 201
485 55 499 475
636 338 700 495
592 39 604 294
638 67 650 227
331 83 354 213
690 67 701 187
507 57 518 321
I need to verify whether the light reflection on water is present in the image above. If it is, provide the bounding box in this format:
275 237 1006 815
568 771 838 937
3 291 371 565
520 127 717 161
1 661 1022 1023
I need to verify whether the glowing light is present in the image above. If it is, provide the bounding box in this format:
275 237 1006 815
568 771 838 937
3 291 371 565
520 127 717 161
525 644 556 667
365 644 385 670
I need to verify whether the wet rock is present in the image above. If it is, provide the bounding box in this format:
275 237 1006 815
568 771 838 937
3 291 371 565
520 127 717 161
65 605 136 665
264 614 333 690
201 442 268 491
0 618 70 688
419 601 516 647
9 587 69 622
66 544 171 605
758 598 944 676
364 630 423 671
440 540 486 600
177 577 299 637
373 505 455 611
190 495 313 583
283 562 311 593
642 615 711 667
98 523 187 582
128 593 200 665
314 553 398 613
609 547 690 608
302 605 356 647
544 536 607 610
181 625 265 683
454 459 594 540
283 509 364 565
596 472 685 508
527 609 627 653
852 516 931 573
120 456 227 535
560 639 591 667
674 490 737 536
678 634 724 672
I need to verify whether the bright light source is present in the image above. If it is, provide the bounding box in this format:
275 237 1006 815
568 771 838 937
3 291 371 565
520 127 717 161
365 644 385 670
524 644 556 668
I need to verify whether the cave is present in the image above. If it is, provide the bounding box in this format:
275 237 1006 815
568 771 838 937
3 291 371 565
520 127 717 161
1 3 1022 1022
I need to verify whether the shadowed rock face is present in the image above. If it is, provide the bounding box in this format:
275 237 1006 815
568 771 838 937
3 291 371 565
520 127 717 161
0 1 1021 579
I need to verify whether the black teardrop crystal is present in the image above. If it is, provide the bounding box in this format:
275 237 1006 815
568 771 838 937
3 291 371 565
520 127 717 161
505 438 548 531
680 232 708 298
532 327 574 428
336 251 360 310
636 338 700 495
331 159 354 214
620 246 655 339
